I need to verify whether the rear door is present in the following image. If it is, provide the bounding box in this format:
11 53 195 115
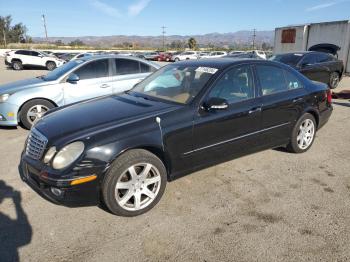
109 58 155 94
298 53 330 83
30 51 45 66
255 63 307 147
63 58 113 104
191 64 262 167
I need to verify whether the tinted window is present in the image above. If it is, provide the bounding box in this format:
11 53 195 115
115 59 140 75
270 53 303 66
30 51 40 57
301 54 319 65
284 70 303 90
15 50 30 55
140 62 155 73
316 53 332 63
209 65 254 103
74 59 109 80
256 65 288 95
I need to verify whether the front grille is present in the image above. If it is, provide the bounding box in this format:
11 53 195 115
25 128 48 160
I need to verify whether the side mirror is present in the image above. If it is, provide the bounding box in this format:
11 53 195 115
203 97 229 111
67 73 80 83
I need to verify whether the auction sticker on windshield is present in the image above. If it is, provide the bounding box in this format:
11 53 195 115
195 67 218 74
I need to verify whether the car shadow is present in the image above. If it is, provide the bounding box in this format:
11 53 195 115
0 180 32 262
0 126 17 130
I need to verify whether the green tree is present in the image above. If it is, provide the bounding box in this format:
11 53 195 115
69 39 85 46
188 37 197 50
0 15 28 47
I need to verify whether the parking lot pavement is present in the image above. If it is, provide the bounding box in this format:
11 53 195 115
1 61 350 262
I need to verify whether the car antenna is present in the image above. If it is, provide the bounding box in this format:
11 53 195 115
156 117 165 151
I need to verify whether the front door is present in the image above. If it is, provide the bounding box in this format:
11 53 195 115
63 59 113 105
190 64 262 169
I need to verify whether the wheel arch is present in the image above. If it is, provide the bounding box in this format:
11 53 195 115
18 97 58 119
11 58 22 63
303 108 320 128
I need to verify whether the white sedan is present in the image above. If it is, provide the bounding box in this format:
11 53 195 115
200 51 227 59
172 51 198 61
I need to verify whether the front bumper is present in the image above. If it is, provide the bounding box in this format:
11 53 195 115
0 102 19 126
19 153 107 207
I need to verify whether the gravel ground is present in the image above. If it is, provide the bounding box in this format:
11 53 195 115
1 61 350 262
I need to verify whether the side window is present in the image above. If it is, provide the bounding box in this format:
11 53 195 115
74 59 109 80
316 53 332 63
256 65 288 96
301 54 318 65
30 51 40 57
209 65 255 103
115 59 140 75
140 62 155 73
15 50 24 55
284 70 303 90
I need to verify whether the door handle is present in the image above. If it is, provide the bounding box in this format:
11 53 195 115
248 107 262 114
100 84 110 88
293 98 303 103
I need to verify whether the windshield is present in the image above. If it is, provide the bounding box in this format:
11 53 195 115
270 53 303 66
132 64 217 104
43 60 82 81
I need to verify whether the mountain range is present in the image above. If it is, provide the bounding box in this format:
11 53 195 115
33 30 274 48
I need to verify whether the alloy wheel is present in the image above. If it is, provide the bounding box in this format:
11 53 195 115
297 119 315 150
330 73 339 89
115 163 161 211
26 105 49 125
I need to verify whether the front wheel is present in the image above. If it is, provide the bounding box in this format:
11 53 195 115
286 113 316 153
329 72 340 89
20 99 55 129
46 61 57 71
102 149 167 216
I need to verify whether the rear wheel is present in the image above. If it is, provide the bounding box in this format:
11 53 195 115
329 72 340 89
46 61 56 71
174 58 180 62
12 60 23 70
102 149 167 216
286 113 316 153
20 99 55 129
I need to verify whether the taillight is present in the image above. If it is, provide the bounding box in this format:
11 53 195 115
326 89 332 104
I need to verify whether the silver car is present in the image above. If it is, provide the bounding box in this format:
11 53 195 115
0 55 160 129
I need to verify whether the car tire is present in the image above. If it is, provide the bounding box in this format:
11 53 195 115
12 60 23 70
174 58 180 62
46 61 57 71
20 99 55 129
329 72 340 89
102 149 167 217
286 113 316 153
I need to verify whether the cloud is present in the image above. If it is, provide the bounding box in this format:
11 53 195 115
90 0 121 17
128 0 151 16
306 0 350 11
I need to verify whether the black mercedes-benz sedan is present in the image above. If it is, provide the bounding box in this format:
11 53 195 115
19 59 333 216
270 51 344 89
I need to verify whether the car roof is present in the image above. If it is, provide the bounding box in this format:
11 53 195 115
174 58 266 69
80 54 161 68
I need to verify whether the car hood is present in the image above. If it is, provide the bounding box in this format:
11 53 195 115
35 93 178 143
0 77 55 94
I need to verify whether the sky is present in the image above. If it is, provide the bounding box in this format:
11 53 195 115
1 0 350 37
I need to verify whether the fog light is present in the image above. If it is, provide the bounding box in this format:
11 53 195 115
50 187 63 197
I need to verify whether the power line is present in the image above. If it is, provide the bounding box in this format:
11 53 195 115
42 14 48 43
161 26 166 51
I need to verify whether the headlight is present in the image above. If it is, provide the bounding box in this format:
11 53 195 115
0 94 10 102
52 142 84 170
44 146 56 164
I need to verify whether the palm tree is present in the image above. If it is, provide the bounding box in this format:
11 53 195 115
188 37 197 50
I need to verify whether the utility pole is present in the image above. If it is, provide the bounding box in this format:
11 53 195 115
252 28 256 49
42 14 48 43
2 29 6 48
161 26 166 51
